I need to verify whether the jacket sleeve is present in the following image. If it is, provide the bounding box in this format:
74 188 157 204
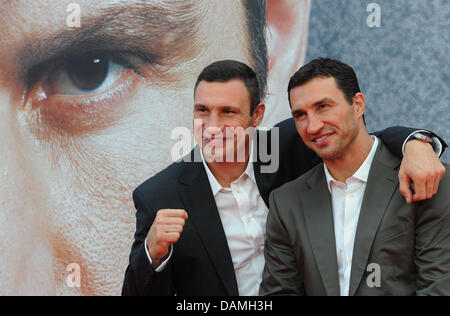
122 189 175 296
374 126 447 159
415 172 450 295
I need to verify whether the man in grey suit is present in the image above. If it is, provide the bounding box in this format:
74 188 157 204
260 58 450 296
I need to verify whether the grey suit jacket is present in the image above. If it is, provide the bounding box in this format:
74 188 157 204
260 142 450 296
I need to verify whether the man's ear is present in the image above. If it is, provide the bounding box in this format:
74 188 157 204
352 93 366 120
252 103 266 127
251 103 266 127
263 0 311 127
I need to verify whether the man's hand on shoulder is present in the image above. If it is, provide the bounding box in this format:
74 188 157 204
146 209 188 269
399 140 446 204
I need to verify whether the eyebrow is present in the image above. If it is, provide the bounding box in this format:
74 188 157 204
291 97 335 116
312 97 335 106
17 1 202 81
194 104 241 111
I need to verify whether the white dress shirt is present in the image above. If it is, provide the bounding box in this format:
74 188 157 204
200 144 268 296
324 137 379 296
145 144 268 296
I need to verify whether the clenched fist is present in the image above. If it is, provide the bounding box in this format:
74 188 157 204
146 209 188 268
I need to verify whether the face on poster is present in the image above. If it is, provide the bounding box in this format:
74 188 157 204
0 0 310 295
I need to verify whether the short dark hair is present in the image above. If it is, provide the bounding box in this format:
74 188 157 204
288 57 362 107
194 60 261 115
243 0 268 98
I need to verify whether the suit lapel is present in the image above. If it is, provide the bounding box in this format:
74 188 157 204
302 167 341 296
348 143 400 296
178 155 239 296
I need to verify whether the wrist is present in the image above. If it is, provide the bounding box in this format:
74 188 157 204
405 139 433 153
147 245 170 269
147 245 160 266
403 131 442 157
151 258 162 269
145 240 160 268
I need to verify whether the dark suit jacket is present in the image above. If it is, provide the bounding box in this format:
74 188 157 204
260 141 450 296
122 118 445 296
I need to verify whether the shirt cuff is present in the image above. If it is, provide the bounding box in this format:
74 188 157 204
402 130 443 157
144 237 173 273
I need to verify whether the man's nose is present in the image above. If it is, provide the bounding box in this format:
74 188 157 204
307 114 325 135
204 113 225 137
0 94 55 295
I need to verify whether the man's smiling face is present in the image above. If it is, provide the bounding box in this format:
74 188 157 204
290 76 361 162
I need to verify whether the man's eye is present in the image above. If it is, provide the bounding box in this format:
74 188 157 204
319 104 329 110
22 50 146 134
46 52 137 95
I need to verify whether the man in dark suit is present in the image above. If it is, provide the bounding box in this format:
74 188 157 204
260 57 450 296
123 60 447 296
